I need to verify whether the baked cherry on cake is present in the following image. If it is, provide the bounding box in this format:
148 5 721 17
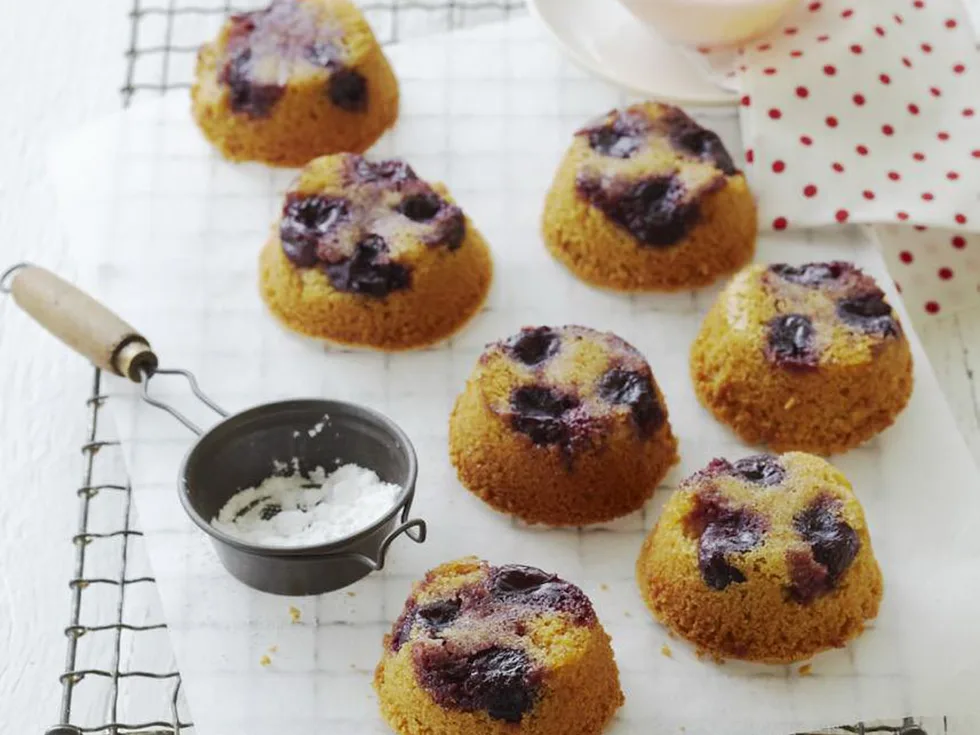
449 325 678 526
636 452 882 663
260 153 492 350
374 558 623 735
192 0 399 166
542 102 757 291
691 261 913 454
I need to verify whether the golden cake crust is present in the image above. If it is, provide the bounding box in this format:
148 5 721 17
259 153 493 350
192 0 399 167
449 326 678 526
691 261 914 454
542 102 757 292
636 453 883 663
374 558 624 735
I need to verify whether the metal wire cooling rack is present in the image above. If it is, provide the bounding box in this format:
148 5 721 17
43 1 941 733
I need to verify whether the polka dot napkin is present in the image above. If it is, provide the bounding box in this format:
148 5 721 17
734 0 980 317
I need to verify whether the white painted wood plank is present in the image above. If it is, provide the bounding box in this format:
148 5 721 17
0 2 129 732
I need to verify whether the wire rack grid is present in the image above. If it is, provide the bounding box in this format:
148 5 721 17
43 1 941 734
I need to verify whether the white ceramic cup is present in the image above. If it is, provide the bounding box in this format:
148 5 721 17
616 0 800 47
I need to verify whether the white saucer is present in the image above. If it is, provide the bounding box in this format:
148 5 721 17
527 0 738 107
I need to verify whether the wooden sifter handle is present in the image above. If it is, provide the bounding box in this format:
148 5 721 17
8 265 158 381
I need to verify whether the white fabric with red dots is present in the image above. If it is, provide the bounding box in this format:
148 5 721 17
733 0 980 317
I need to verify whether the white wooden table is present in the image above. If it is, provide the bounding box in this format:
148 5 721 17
1 2 979 733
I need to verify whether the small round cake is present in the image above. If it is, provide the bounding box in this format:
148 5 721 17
449 326 678 526
259 153 493 350
542 103 756 291
375 557 623 735
636 452 883 663
192 0 399 166
691 261 914 455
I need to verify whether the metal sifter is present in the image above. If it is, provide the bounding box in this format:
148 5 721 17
1 263 427 595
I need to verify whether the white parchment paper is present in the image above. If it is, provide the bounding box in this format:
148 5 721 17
48 18 980 735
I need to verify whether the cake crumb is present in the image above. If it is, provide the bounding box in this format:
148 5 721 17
696 647 724 663
259 655 272 667
660 644 672 658
268 645 278 654
798 664 813 677
346 590 357 598
289 605 302 623
599 583 609 591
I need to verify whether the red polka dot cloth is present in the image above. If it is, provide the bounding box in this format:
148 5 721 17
736 0 980 317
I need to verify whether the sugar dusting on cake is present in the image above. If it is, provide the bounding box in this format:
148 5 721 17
212 463 400 547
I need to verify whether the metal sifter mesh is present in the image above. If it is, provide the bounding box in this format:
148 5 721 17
44 1 941 733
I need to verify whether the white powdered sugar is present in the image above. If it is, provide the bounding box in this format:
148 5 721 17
211 463 401 548
292 413 329 439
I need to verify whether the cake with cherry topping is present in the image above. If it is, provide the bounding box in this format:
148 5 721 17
636 452 882 663
449 326 678 526
375 557 623 735
541 103 756 291
259 153 492 350
691 261 913 454
192 0 398 166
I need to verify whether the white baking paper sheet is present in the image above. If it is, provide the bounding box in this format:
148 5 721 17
47 17 980 735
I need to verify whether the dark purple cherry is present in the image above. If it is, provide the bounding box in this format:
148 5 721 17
766 314 818 369
490 565 595 624
417 598 461 630
323 235 410 297
492 565 555 594
415 645 538 723
836 294 899 337
509 386 579 446
578 110 648 159
578 174 698 248
730 454 785 487
668 120 737 175
697 504 767 590
220 48 285 118
399 193 442 222
505 327 561 367
398 191 464 250
390 604 416 652
770 261 849 287
328 67 367 111
279 194 350 267
588 126 643 158
597 368 664 437
700 552 747 590
793 495 860 587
